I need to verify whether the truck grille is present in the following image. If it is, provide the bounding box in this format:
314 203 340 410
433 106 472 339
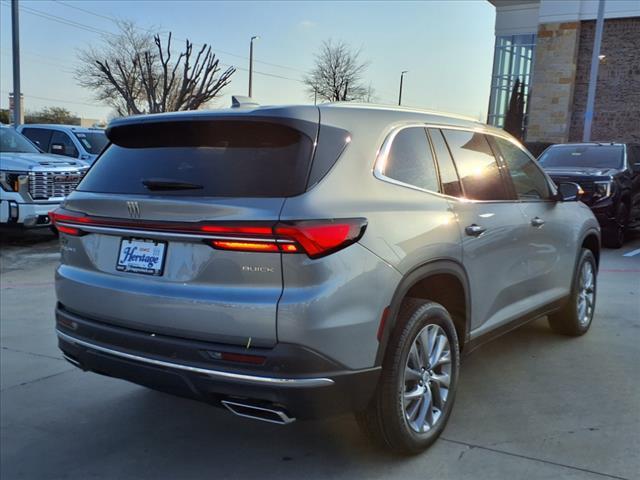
550 177 595 192
28 171 85 200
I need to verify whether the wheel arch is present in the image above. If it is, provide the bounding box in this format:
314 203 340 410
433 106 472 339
375 259 471 366
580 229 601 268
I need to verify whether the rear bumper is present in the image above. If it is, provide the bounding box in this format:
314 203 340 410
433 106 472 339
55 306 380 420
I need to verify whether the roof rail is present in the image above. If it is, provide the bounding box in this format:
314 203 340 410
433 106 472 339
231 96 259 108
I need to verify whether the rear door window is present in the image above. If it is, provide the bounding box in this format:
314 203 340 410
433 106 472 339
442 129 512 201
492 136 552 200
381 127 439 192
78 120 315 197
22 128 53 151
49 131 79 158
427 128 462 197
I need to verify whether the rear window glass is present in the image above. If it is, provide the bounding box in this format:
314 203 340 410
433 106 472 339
78 121 315 197
74 131 108 155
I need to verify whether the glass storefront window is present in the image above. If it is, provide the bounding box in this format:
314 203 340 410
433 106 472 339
487 34 536 131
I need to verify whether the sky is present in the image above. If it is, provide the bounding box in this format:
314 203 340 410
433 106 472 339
0 0 496 122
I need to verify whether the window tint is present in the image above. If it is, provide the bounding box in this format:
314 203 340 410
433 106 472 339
73 131 108 155
628 145 640 167
22 128 52 151
49 131 78 158
493 136 551 200
538 144 623 169
79 120 315 197
442 129 511 201
383 127 439 192
428 128 462 197
0 127 40 154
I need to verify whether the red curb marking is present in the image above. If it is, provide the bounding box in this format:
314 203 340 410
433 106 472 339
599 269 640 273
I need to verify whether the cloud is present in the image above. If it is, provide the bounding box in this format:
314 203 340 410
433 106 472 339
298 20 316 29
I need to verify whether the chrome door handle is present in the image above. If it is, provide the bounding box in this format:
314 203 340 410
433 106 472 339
465 224 486 236
531 217 545 228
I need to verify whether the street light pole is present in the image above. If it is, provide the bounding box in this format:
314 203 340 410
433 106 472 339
583 0 606 142
248 35 259 98
398 70 408 106
11 0 21 127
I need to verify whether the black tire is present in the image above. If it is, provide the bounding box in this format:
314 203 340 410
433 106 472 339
548 248 597 336
356 299 460 453
603 202 628 249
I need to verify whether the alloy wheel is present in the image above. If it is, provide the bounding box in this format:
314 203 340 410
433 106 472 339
577 261 595 326
402 324 451 433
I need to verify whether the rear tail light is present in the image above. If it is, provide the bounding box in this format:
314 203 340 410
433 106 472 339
49 208 366 259
50 210 87 236
208 219 367 258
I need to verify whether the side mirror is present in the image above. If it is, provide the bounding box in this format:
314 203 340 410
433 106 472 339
50 143 66 155
556 182 583 202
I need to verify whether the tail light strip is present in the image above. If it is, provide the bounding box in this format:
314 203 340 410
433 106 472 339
50 208 367 259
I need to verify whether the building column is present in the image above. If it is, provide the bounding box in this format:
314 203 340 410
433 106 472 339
526 22 581 143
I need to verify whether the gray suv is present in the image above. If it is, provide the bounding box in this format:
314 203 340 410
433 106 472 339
52 103 600 453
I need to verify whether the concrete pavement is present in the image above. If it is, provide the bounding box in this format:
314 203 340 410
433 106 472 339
1 230 638 479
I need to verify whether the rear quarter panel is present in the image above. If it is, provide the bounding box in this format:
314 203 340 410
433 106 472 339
277 108 462 369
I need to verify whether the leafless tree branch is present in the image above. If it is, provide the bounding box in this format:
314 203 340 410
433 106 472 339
76 20 236 114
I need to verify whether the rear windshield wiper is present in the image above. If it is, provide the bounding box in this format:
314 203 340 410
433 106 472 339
142 179 203 191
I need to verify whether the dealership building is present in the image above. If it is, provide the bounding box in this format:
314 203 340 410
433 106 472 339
487 0 640 144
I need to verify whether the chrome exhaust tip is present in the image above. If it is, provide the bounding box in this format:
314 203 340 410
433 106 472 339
62 353 82 369
221 400 296 425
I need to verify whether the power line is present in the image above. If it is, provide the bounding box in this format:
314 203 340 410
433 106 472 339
0 49 76 74
0 1 115 37
2 1 306 84
0 89 102 108
53 0 308 74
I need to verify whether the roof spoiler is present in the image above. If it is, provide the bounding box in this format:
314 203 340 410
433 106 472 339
231 95 259 109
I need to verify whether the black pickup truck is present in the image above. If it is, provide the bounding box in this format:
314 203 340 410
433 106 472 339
538 143 640 248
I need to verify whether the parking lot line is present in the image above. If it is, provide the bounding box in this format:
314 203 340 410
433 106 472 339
622 248 640 257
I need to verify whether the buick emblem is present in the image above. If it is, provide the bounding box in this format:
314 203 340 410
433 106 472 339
126 201 141 219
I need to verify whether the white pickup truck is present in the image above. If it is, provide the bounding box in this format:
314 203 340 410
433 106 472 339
0 125 88 229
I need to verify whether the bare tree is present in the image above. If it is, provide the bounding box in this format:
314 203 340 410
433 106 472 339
76 21 235 115
304 40 372 102
76 21 151 116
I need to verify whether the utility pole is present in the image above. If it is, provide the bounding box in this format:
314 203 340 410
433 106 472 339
248 35 259 97
11 0 22 127
583 0 606 142
398 71 408 106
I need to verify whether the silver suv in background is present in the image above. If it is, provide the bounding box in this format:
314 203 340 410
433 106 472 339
53 103 600 453
18 124 107 164
0 125 87 229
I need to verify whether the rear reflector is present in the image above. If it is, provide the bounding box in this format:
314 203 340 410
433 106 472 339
50 208 366 259
377 306 390 342
207 350 266 365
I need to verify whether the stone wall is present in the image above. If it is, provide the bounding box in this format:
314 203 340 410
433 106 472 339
526 22 581 143
569 17 640 143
